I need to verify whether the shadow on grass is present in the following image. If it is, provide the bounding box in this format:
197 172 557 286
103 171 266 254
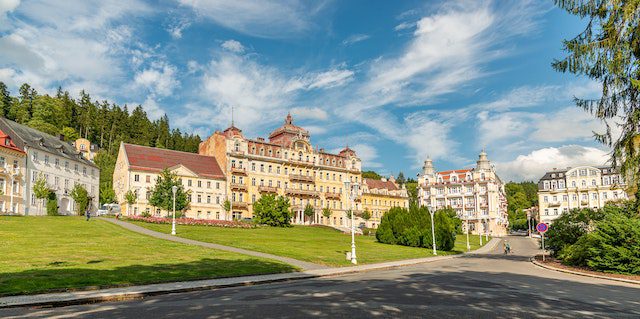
0 258 296 297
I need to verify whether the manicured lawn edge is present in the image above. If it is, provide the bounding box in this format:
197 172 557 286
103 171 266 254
531 255 640 285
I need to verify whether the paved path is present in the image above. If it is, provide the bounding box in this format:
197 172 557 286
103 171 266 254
99 218 327 271
4 236 638 318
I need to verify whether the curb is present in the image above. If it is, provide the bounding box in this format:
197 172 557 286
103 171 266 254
0 238 501 309
530 256 640 286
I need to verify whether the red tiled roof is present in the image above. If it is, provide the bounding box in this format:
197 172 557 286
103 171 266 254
0 129 25 154
124 143 224 179
437 169 472 181
364 178 398 191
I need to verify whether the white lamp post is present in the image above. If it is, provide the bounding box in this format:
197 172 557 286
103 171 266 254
344 180 358 265
479 219 483 245
466 218 471 251
171 185 177 235
430 209 437 255
485 218 489 241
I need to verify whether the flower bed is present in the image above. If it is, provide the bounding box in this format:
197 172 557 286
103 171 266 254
125 215 255 228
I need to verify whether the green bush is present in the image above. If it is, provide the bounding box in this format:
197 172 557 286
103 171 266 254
46 193 58 216
253 194 292 227
562 213 640 274
141 211 151 218
375 206 457 251
545 208 605 258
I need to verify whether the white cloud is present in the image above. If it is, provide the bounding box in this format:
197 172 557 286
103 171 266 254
342 34 370 45
303 68 354 90
221 39 245 53
0 0 19 16
331 144 382 168
178 0 327 38
532 107 605 143
134 62 179 97
290 107 328 120
0 0 149 97
496 145 610 182
394 21 415 31
167 17 191 39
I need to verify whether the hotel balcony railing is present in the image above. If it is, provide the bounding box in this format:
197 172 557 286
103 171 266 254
465 203 475 208
548 201 561 207
230 183 247 191
230 166 247 175
324 192 341 200
258 186 278 194
231 201 248 210
285 188 319 197
580 200 589 205
289 174 315 183
288 158 315 167
480 202 488 208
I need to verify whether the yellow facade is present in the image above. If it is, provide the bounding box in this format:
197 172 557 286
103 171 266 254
0 144 26 214
359 177 409 228
199 114 364 227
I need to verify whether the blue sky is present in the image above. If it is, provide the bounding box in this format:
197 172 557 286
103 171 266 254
0 0 614 181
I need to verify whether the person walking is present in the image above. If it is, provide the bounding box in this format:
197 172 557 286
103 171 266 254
86 209 90 221
505 241 511 254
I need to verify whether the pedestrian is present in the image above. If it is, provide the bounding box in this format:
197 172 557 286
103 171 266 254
86 209 90 221
503 240 507 255
506 241 511 254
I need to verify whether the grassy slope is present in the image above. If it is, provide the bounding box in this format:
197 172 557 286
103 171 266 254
132 222 490 267
0 217 295 296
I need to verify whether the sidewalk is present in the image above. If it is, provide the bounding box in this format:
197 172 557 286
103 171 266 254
0 228 501 309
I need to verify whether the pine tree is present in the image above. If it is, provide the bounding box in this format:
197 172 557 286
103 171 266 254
553 0 640 188
0 82 11 117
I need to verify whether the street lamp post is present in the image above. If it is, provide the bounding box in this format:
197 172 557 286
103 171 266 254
527 211 532 237
171 185 177 235
479 220 483 246
485 218 489 241
466 218 471 251
430 209 437 255
344 180 358 265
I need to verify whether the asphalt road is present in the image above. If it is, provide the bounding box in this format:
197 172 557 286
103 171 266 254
3 236 639 318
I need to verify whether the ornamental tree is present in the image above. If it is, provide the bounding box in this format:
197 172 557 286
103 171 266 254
124 190 137 215
148 169 190 217
70 183 90 215
32 173 51 215
253 194 292 227
304 203 314 223
322 207 332 224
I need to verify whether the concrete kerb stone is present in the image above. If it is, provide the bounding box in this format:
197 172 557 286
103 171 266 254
530 256 640 286
0 237 502 309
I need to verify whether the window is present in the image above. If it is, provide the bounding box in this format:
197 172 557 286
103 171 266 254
74 164 78 173
207 181 211 188
188 180 192 187
83 166 87 176
134 174 140 182
591 179 596 186
197 194 202 203
32 152 38 162
544 196 548 203
216 182 220 189
198 180 202 188
207 195 211 204
252 163 256 171
44 155 49 165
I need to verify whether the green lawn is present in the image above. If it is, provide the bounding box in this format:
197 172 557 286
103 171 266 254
0 217 296 296
132 221 491 267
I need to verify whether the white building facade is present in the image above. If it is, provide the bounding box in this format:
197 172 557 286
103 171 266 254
537 166 628 224
417 151 509 236
0 118 99 215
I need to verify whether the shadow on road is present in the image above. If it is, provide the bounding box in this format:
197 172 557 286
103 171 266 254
7 265 638 318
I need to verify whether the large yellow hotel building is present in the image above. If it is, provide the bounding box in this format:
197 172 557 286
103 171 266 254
198 113 408 228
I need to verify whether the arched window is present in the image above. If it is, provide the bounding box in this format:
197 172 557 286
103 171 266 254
480 173 485 181
268 149 272 156
260 148 264 155
298 152 303 161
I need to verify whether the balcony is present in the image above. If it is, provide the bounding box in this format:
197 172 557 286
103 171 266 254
580 200 589 205
258 186 278 194
324 192 341 200
289 174 315 183
230 183 247 191
230 167 247 175
285 188 319 197
288 158 315 167
480 202 488 208
231 201 248 210
548 201 561 207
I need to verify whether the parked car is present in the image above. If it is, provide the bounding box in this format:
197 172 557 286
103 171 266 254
96 203 120 216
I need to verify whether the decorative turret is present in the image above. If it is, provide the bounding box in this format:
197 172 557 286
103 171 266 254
476 148 491 171
422 157 435 176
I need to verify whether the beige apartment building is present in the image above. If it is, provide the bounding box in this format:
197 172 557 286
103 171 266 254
198 114 363 226
358 176 409 228
0 129 25 214
113 143 227 219
537 166 628 224
417 151 509 236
